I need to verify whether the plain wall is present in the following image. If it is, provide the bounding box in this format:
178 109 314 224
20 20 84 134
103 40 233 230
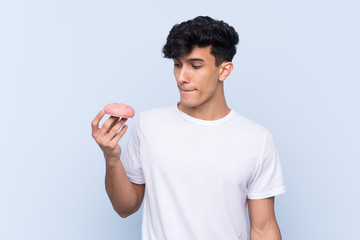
1 0 359 239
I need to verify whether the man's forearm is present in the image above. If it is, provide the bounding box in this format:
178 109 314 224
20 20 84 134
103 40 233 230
105 157 138 217
250 224 282 240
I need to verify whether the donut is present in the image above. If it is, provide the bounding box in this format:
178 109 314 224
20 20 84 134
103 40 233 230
104 103 135 118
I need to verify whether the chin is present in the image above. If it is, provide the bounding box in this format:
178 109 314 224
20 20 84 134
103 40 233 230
179 99 201 108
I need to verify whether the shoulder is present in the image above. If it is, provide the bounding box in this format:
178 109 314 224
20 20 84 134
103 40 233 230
229 111 271 137
139 104 176 120
137 104 178 127
141 105 174 116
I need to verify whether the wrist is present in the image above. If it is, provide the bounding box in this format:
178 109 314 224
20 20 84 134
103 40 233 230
104 152 121 164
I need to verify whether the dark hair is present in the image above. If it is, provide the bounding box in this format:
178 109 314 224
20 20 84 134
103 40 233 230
162 16 239 66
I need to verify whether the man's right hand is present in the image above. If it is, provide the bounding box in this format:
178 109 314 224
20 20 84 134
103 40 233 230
91 110 128 161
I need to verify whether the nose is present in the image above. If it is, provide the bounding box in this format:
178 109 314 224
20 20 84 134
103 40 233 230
178 67 190 84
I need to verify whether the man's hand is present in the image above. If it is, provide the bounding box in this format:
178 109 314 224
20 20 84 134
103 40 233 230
91 110 128 160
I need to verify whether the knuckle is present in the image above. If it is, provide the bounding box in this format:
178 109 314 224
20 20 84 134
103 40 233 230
91 120 97 128
117 131 124 138
92 131 100 139
110 127 119 135
103 121 111 129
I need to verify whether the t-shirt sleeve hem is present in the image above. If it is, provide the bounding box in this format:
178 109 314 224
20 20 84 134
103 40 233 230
247 186 286 200
127 176 145 185
122 161 145 184
124 167 145 184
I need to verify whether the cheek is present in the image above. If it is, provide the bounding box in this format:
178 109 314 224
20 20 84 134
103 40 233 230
173 69 179 79
203 74 218 92
196 79 216 101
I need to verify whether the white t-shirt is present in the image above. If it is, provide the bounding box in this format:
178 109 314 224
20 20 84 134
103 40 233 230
122 103 286 240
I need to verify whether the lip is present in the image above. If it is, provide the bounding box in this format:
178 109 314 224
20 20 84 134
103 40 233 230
180 89 195 95
180 88 196 92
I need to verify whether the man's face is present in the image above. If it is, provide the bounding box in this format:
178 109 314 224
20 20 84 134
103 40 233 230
174 46 223 109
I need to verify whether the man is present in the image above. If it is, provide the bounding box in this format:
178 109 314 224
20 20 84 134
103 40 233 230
91 16 285 240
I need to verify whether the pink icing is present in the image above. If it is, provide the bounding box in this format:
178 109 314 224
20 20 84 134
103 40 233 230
104 103 135 118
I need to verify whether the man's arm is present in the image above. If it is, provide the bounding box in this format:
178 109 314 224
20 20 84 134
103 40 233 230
248 197 282 240
105 158 145 218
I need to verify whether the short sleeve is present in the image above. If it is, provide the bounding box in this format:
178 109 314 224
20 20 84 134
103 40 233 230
121 114 145 184
247 130 286 199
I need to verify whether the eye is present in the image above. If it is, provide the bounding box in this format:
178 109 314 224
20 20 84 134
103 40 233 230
174 63 182 68
192 65 202 69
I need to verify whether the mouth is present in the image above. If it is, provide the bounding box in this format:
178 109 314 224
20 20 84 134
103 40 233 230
180 89 196 96
179 87 196 92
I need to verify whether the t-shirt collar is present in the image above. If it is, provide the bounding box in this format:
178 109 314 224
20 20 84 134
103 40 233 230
175 102 235 126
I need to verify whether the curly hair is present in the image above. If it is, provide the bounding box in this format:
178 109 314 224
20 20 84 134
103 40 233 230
162 16 239 66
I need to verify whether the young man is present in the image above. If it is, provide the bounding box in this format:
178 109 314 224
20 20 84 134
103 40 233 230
91 16 285 240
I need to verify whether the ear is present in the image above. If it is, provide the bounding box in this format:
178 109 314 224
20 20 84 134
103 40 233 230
218 62 233 81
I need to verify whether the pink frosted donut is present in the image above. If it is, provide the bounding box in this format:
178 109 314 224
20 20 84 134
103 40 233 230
104 103 135 118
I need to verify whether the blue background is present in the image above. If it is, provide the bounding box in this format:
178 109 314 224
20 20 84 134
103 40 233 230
1 0 359 239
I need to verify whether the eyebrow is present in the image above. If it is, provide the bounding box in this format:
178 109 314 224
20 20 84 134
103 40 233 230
186 58 205 63
174 58 205 63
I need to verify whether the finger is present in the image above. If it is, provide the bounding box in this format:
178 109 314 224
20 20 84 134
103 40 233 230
107 118 128 140
99 116 119 135
106 116 121 133
112 124 128 143
91 110 105 136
